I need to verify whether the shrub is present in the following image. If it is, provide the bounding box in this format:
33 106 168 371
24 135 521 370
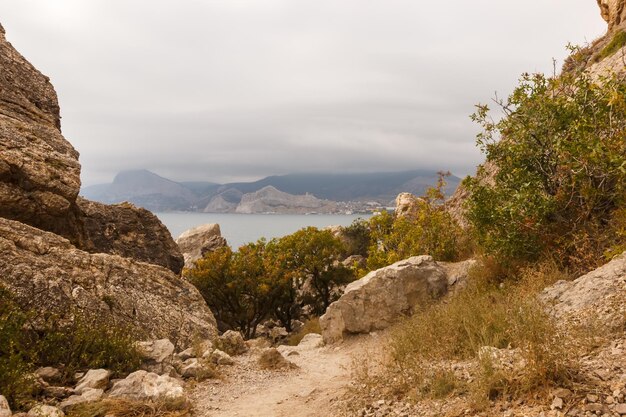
0 286 140 411
367 174 465 270
467 70 626 272
597 30 626 62
341 219 371 258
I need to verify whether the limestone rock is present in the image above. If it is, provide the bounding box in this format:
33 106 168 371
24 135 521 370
75 198 184 274
175 224 227 267
74 369 110 394
35 367 62 384
342 255 366 269
42 386 74 400
210 349 234 366
107 370 185 401
234 186 337 214
59 389 103 411
297 333 324 350
597 0 626 32
217 330 248 356
176 347 195 361
0 395 11 417
0 217 217 346
320 256 448 343
258 348 297 370
394 193 424 218
137 339 175 364
0 23 80 233
27 405 64 417
541 252 626 328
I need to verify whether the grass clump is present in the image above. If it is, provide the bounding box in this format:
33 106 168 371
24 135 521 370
372 260 581 407
67 398 190 417
597 30 626 61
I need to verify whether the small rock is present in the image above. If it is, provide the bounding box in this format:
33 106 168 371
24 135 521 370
269 327 288 343
551 397 564 410
176 347 195 361
587 394 599 403
0 395 11 417
43 386 74 399
297 333 324 349
59 389 104 411
210 349 234 366
108 370 185 401
136 339 175 363
615 403 626 415
217 331 248 356
553 388 573 399
75 369 111 394
258 348 297 370
27 405 64 417
35 367 62 384
584 403 604 412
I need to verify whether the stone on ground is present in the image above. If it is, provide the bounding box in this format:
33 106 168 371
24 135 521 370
107 370 185 401
74 369 111 394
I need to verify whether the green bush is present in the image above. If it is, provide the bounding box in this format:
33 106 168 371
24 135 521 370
597 30 626 61
467 70 626 272
367 174 465 271
0 286 140 411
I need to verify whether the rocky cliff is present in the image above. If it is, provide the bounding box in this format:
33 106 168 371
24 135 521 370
235 185 337 214
0 23 215 344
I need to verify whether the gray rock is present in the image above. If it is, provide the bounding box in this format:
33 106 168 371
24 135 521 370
108 370 184 401
74 369 111 394
217 330 248 356
0 395 11 417
176 347 196 361
59 389 103 411
42 386 74 399
210 349 234 366
176 224 227 268
297 333 324 349
137 339 175 364
27 405 64 417
35 367 62 384
320 256 448 343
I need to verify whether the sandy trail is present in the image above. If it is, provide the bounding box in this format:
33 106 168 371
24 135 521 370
190 336 372 417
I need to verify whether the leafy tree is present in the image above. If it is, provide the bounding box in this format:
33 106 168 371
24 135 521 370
341 218 371 257
466 70 626 271
186 242 277 339
275 227 353 315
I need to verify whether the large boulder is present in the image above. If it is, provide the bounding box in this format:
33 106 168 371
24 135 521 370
176 223 227 268
320 256 449 343
0 24 183 274
0 22 80 231
394 193 424 218
74 369 111 394
107 370 185 401
0 217 217 346
0 396 11 417
541 251 626 328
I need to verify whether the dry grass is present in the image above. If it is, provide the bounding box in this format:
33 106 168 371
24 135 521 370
352 259 594 411
258 348 298 370
67 398 190 417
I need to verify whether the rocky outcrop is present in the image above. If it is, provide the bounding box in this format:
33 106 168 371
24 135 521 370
235 186 337 214
394 192 424 218
0 24 183 274
541 251 626 328
320 256 449 343
0 217 217 345
75 198 184 274
597 0 626 32
0 22 81 232
108 370 185 401
176 223 228 267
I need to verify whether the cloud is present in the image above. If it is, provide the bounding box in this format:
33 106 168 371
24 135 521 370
0 0 607 185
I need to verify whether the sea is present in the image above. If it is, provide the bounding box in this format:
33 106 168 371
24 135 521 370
154 212 372 249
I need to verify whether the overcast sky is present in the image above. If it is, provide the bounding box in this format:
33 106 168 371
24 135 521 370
0 1 607 186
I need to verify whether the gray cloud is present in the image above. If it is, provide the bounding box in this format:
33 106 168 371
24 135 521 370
0 0 606 185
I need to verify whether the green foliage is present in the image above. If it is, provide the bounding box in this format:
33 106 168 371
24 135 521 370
187 228 351 337
186 243 277 339
341 218 371 258
597 30 626 62
0 286 140 411
367 174 465 271
467 70 626 271
274 227 352 315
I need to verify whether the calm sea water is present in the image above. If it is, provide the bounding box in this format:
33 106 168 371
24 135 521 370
155 212 371 249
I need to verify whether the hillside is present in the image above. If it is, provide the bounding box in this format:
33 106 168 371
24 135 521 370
82 169 461 213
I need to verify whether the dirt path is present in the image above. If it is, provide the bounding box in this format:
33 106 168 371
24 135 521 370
190 335 372 417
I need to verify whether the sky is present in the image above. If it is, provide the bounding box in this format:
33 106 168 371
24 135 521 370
0 1 607 186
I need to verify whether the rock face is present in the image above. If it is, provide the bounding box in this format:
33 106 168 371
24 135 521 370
0 23 81 232
597 0 626 32
176 223 228 267
0 217 217 345
235 186 337 214
394 193 424 218
320 256 449 343
541 251 626 328
0 24 184 274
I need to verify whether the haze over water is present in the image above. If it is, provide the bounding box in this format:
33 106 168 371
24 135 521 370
156 212 371 249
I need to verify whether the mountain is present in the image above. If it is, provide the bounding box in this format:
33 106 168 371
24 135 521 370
81 169 461 213
82 170 198 211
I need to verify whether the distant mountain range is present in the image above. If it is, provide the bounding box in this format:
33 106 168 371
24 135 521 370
81 169 461 213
